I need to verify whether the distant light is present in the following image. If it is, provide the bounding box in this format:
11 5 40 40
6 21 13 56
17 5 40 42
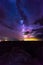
5 39 8 41
24 38 40 41
4 37 8 41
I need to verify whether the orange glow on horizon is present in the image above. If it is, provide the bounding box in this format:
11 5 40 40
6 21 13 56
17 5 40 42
24 38 41 41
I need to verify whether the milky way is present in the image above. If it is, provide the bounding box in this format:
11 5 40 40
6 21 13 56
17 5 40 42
16 0 43 24
0 0 43 25
0 0 43 39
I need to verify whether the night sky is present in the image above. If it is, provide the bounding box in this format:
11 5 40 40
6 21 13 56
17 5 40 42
16 0 43 24
0 0 43 39
0 0 43 25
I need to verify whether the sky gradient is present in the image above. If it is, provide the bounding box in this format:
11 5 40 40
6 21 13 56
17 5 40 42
0 0 43 39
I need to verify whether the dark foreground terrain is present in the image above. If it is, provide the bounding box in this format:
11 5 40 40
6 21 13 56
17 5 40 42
0 43 43 65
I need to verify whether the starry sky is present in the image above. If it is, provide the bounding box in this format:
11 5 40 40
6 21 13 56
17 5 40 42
0 0 43 39
0 0 43 26
16 0 43 24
